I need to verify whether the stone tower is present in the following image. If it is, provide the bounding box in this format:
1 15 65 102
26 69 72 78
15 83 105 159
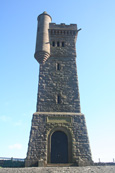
25 12 93 167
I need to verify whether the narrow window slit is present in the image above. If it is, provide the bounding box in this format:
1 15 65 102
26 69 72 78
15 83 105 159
56 63 61 71
62 42 65 47
52 41 55 47
57 95 61 104
57 41 60 47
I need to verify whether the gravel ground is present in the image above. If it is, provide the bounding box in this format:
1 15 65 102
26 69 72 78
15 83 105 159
0 166 115 173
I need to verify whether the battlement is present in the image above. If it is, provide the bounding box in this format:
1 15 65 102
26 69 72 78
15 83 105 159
49 23 77 30
49 23 79 37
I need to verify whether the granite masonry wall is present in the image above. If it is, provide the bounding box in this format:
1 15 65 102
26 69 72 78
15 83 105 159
26 113 92 167
36 56 81 113
25 12 93 167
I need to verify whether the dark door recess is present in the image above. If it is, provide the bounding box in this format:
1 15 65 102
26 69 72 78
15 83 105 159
51 131 68 163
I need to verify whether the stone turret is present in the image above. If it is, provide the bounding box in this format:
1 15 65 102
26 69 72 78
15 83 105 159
34 11 52 63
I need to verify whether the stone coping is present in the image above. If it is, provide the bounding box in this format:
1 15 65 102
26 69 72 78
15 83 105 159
33 112 84 116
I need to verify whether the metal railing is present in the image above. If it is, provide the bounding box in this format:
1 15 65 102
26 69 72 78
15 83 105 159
0 157 25 162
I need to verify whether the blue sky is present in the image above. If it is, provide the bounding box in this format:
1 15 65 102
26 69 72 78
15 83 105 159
0 0 115 162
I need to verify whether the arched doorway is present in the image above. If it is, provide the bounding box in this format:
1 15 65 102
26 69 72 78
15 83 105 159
47 126 73 164
51 131 68 163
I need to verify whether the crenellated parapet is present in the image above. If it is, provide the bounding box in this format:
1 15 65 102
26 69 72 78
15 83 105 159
49 23 78 37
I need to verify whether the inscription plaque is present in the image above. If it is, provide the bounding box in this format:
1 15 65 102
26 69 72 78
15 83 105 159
47 116 72 123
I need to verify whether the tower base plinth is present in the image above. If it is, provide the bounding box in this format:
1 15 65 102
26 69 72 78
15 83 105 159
26 112 92 167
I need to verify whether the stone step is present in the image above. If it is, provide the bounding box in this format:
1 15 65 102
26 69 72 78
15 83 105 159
46 163 74 167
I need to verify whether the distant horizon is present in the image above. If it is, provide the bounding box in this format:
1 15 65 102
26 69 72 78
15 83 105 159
0 156 115 163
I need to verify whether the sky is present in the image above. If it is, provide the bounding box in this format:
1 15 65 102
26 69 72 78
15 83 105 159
0 0 115 163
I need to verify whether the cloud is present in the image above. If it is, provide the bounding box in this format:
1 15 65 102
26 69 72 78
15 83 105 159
14 121 22 127
0 115 11 122
9 144 22 150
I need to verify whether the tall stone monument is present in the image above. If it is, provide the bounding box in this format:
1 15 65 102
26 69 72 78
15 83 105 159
25 11 93 167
